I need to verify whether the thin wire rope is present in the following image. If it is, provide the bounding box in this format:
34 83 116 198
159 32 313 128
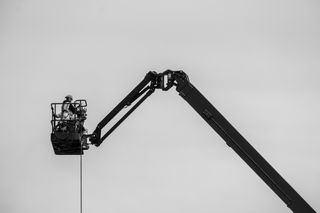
80 142 83 213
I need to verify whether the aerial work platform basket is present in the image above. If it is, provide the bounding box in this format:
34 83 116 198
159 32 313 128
50 99 89 155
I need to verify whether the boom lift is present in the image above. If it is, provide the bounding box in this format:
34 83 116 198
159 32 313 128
50 70 316 212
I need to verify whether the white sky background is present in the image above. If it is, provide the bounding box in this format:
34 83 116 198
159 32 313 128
0 0 319 212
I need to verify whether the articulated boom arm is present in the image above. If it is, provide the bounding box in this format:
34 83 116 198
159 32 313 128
89 70 316 213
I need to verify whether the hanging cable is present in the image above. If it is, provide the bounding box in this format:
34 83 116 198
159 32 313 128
80 141 83 213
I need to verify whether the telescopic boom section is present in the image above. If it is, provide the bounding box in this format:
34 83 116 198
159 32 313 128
89 70 316 213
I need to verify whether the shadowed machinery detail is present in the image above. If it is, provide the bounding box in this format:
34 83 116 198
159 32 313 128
50 70 316 212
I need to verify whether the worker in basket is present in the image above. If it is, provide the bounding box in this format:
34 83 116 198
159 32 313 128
53 94 77 132
60 94 76 120
53 94 76 119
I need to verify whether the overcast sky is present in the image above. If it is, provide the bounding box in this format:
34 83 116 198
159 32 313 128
0 0 319 213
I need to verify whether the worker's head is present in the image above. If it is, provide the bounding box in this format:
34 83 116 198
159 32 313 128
65 94 73 101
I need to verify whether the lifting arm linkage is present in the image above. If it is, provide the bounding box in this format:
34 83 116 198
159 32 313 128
90 71 159 146
170 70 316 213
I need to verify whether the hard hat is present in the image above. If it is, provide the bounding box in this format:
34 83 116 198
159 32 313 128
65 95 73 100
